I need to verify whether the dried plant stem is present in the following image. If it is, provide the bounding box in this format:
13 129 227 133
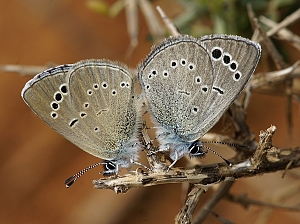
192 181 234 224
175 185 206 224
264 8 300 38
0 64 48 76
93 126 300 191
227 193 300 212
156 6 181 37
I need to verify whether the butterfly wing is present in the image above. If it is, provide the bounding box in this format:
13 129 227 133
138 35 215 139
21 64 89 148
139 34 261 144
185 34 261 139
66 59 141 160
22 60 141 161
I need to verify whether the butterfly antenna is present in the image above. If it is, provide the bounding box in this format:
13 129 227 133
64 162 104 188
203 145 232 166
203 141 249 149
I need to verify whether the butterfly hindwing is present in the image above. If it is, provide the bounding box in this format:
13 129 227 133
138 36 215 138
66 59 141 160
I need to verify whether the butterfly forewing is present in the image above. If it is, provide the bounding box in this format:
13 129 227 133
187 34 261 138
21 64 88 145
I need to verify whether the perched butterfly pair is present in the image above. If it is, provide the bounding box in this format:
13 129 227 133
21 34 261 187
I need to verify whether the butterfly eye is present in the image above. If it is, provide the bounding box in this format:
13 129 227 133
188 141 206 158
106 161 116 170
102 160 118 176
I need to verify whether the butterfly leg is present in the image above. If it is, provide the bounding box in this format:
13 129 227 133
130 158 151 171
167 150 179 172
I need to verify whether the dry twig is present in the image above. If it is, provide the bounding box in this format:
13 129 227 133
93 126 300 191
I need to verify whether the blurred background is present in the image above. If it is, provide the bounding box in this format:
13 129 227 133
0 0 300 223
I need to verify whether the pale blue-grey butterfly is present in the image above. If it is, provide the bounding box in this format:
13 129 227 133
21 59 142 187
138 34 261 165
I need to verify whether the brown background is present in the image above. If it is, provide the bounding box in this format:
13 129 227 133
0 0 300 223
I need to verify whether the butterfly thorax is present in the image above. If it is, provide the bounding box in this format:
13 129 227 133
156 126 194 160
